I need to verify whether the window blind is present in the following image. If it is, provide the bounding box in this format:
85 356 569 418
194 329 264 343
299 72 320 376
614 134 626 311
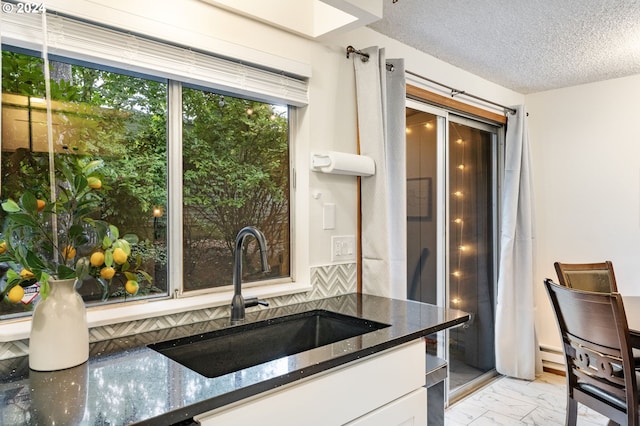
1 10 309 106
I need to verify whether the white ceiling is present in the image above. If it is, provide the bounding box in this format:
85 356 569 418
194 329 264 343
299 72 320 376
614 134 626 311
201 0 383 38
367 0 640 94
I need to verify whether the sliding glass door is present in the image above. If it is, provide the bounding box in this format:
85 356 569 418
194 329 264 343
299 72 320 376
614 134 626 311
406 105 443 306
406 100 501 403
447 115 499 398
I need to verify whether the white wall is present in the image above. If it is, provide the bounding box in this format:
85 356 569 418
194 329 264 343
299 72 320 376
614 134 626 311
527 74 640 350
41 0 524 280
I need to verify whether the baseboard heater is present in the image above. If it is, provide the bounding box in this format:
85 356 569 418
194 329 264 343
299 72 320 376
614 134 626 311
540 344 565 374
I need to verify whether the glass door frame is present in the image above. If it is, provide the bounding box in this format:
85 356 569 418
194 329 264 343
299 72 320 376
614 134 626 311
406 98 505 404
447 112 503 403
406 99 450 395
406 98 448 314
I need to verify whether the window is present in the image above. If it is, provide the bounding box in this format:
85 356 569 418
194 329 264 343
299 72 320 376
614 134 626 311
0 17 298 318
182 88 290 291
1 49 169 316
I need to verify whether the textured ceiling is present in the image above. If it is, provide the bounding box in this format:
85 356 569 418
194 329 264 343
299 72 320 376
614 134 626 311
367 0 640 94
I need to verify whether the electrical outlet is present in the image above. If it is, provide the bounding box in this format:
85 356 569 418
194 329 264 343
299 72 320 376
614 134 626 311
331 235 356 262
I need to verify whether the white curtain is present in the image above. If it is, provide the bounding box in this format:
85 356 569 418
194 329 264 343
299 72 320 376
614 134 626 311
353 47 406 298
495 105 542 380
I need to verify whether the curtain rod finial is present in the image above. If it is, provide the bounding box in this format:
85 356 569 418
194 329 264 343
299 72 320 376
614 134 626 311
345 45 369 62
346 45 355 59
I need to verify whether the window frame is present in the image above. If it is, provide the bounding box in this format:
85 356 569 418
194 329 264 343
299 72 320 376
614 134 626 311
0 10 311 333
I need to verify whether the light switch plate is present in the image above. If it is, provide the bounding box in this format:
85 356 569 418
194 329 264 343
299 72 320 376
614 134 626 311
323 203 336 230
331 235 356 262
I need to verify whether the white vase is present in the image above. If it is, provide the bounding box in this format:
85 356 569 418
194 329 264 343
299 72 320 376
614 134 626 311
29 278 89 371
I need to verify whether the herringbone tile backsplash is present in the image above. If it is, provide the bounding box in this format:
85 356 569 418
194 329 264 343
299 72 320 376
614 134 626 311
0 263 357 360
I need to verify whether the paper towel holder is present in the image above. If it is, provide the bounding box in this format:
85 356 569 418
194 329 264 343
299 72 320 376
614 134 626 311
310 151 375 177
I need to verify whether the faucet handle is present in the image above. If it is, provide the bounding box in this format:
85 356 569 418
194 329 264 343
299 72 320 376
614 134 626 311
245 296 269 308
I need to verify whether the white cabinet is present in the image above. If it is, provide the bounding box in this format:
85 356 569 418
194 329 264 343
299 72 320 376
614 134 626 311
194 339 427 426
345 388 427 426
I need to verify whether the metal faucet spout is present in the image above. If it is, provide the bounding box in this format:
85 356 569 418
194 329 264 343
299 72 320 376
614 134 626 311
230 226 270 323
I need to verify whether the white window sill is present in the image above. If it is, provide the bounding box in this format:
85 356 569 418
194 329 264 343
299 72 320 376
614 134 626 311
0 281 312 342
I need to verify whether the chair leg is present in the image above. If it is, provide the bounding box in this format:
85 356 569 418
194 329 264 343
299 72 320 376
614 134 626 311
566 397 578 426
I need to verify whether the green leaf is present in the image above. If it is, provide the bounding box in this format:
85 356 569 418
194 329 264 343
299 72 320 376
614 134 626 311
1 199 21 213
134 253 142 268
83 160 103 175
124 271 137 281
138 270 153 284
93 220 109 240
5 269 20 281
102 235 113 250
20 191 37 213
56 265 76 280
104 249 113 267
75 257 90 280
122 233 139 245
68 224 84 240
60 161 76 187
74 174 88 194
114 239 131 255
5 270 22 288
25 250 48 271
40 276 50 300
109 224 119 240
4 212 38 227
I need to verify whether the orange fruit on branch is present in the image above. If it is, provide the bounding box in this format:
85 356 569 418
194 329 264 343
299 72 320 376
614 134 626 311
87 177 102 189
62 245 77 260
125 280 139 295
20 269 34 279
100 267 116 280
7 285 24 303
112 248 128 265
90 251 105 267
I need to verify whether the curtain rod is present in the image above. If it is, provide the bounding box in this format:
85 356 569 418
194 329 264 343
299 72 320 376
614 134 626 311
346 46 395 72
346 46 516 116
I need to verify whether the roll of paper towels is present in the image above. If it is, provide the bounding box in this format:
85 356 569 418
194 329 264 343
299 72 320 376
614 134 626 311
310 151 375 176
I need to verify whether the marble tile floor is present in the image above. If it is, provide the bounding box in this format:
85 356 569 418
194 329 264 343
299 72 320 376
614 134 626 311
444 371 611 425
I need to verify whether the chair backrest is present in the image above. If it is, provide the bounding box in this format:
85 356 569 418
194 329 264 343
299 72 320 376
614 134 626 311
554 261 618 292
544 278 638 425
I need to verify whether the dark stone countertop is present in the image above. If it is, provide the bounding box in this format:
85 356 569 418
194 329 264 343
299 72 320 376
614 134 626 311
0 293 469 425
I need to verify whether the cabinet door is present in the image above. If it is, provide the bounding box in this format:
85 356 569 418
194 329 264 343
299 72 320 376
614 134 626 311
345 388 427 426
195 340 426 426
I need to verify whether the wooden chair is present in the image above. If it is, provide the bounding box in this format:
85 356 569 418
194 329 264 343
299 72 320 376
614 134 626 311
554 261 618 293
544 278 639 425
555 260 640 363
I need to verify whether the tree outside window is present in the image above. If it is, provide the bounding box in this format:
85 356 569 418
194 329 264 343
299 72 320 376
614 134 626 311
0 49 292 317
0 50 168 316
182 88 290 290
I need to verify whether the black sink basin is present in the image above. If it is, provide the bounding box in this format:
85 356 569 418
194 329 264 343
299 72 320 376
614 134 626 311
148 309 390 378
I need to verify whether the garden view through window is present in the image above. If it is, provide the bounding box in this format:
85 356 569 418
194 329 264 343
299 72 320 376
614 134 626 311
182 88 290 291
0 49 291 318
